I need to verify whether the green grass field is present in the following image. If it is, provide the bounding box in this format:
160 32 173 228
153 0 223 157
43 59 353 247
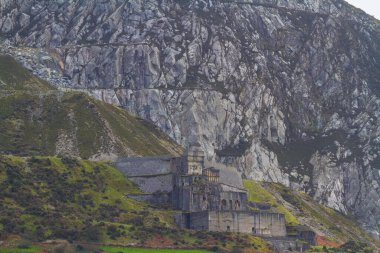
0 246 213 253
98 247 212 253
0 246 41 253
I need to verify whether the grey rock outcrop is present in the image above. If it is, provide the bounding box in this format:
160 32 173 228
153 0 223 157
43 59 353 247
1 0 380 237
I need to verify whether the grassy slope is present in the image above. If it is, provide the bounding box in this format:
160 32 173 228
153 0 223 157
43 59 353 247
0 247 213 253
0 246 225 253
243 180 380 250
308 242 375 253
0 155 155 242
243 180 300 226
99 247 212 253
0 247 41 253
0 55 52 91
0 156 271 253
267 183 380 248
0 55 181 158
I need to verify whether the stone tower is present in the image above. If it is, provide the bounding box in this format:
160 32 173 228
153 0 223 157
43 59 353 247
183 144 205 175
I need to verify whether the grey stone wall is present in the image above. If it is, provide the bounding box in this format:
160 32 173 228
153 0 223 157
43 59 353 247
129 174 173 193
174 213 188 229
117 155 287 239
219 191 248 211
189 212 210 230
208 211 253 233
116 156 175 196
205 161 244 189
116 156 173 177
252 212 286 237
174 179 225 212
128 193 171 206
173 175 250 212
266 238 311 252
207 211 286 237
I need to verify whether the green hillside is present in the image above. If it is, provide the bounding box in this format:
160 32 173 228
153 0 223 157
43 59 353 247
0 155 161 242
0 55 182 158
0 155 271 253
244 180 380 251
0 55 52 91
99 248 212 253
243 180 300 226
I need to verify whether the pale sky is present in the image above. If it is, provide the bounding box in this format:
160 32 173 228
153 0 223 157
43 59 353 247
345 0 380 20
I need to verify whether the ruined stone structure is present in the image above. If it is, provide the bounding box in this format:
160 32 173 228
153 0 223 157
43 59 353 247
117 145 287 237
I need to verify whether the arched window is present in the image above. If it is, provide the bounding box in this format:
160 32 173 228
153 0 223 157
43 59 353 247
221 199 227 210
235 200 241 210
227 226 230 232
202 196 208 210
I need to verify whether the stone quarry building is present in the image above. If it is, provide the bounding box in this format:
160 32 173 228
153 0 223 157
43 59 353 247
117 145 287 237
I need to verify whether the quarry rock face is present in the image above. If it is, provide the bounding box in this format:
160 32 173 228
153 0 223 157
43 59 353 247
1 0 380 237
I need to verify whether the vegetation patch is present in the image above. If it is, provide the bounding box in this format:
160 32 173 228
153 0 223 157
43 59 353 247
262 183 380 249
0 246 41 253
307 240 374 253
243 180 380 250
0 55 52 91
243 180 300 226
0 155 272 253
0 55 182 159
0 155 173 243
98 247 212 253
0 91 181 158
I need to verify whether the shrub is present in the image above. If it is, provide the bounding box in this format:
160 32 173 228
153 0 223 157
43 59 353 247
210 246 220 252
231 247 243 253
81 225 103 242
126 217 144 227
16 239 32 249
107 225 123 240
60 157 79 167
28 157 51 166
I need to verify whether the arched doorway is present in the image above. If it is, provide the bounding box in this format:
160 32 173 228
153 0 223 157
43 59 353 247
221 199 227 210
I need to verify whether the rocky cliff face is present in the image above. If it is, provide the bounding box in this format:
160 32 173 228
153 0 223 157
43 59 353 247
0 0 379 238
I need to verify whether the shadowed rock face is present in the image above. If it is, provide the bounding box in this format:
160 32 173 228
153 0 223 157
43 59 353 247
1 0 380 237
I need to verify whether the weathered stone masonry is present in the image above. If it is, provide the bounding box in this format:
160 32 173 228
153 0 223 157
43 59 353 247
117 145 287 237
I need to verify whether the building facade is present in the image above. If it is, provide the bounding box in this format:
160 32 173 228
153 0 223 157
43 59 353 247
117 145 287 237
